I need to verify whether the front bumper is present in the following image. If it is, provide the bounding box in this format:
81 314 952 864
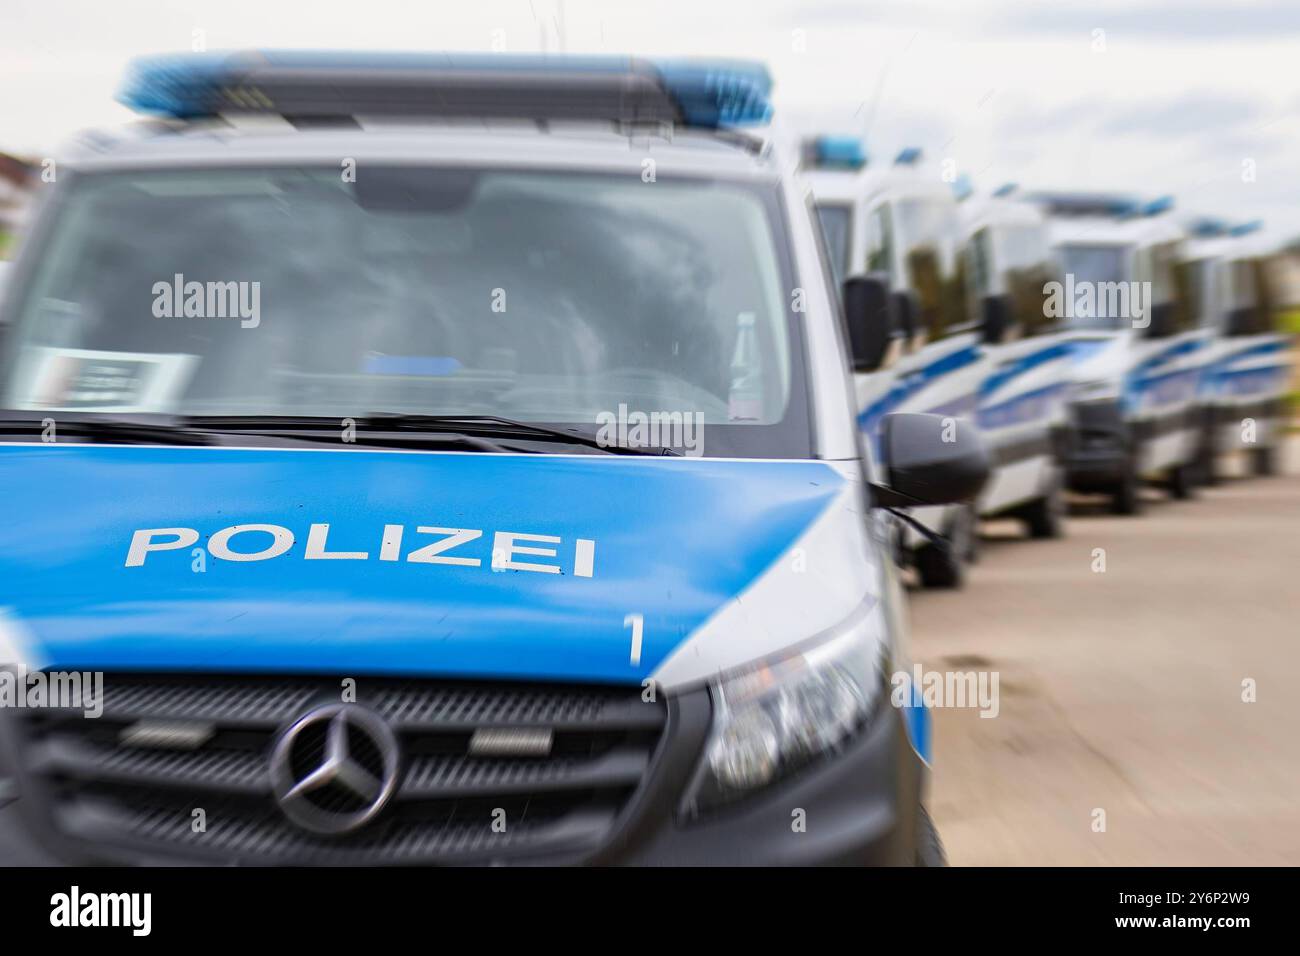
616 696 923 866
0 685 923 867
1062 399 1130 489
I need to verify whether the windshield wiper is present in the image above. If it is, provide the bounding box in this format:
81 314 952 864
366 414 680 456
0 414 214 445
2 412 677 455
178 415 518 453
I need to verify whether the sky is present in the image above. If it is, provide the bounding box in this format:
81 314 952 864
3 0 1299 242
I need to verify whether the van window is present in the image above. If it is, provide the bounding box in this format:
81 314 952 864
995 223 1056 335
1179 258 1214 328
865 203 893 276
895 197 962 340
0 166 815 458
1058 243 1130 329
1227 259 1258 310
814 203 852 286
964 227 993 301
1139 240 1189 331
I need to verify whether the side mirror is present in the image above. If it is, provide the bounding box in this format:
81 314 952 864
873 412 990 507
841 273 896 371
1225 305 1259 337
979 293 1013 344
1143 301 1176 338
892 289 918 342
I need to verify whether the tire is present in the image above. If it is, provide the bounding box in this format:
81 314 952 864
914 509 969 589
1196 432 1220 486
1168 461 1197 500
914 540 963 589
915 806 948 867
963 504 981 564
1111 456 1143 516
1021 469 1066 539
1252 445 1277 477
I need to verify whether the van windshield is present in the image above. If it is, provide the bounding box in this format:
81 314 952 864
0 165 811 458
1057 242 1131 329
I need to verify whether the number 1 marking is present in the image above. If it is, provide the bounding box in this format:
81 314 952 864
624 613 644 666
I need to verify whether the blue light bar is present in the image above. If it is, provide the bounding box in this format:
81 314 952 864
950 174 973 201
1142 195 1175 216
1026 192 1141 218
809 135 867 169
117 50 773 129
1187 217 1229 238
992 182 1017 198
653 58 773 126
894 147 923 166
1229 220 1263 237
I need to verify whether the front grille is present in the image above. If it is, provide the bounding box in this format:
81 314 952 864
1070 398 1125 436
11 673 669 864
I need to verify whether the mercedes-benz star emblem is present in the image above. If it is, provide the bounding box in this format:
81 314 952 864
269 703 400 836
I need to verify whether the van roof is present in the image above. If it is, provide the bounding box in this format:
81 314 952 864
57 119 779 182
1044 211 1184 249
803 162 954 207
959 194 1046 238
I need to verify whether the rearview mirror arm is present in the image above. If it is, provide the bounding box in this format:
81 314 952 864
876 499 953 552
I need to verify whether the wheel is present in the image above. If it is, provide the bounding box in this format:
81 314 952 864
915 806 948 867
1111 457 1143 515
914 540 963 589
1021 469 1066 539
1168 460 1197 500
1252 445 1277 477
963 504 981 564
914 509 969 589
1196 432 1220 486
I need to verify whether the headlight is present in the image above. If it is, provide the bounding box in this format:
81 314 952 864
0 610 38 671
1071 378 1121 404
681 605 885 817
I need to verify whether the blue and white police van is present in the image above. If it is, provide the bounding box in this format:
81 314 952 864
959 184 1073 539
0 52 989 865
1032 193 1205 513
1181 219 1290 479
807 138 984 587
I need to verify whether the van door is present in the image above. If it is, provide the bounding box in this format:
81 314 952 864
1129 239 1204 475
1208 256 1290 469
973 222 1073 515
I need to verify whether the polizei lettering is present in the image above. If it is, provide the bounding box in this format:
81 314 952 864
125 524 597 577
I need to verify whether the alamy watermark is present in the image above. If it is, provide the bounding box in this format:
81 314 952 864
50 886 151 936
0 665 103 719
152 273 261 328
1043 274 1152 329
891 663 1000 718
595 403 705 456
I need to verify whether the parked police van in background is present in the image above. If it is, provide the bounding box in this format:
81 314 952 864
807 137 984 588
1031 193 1205 514
0 52 990 865
958 183 1072 540
1180 218 1290 479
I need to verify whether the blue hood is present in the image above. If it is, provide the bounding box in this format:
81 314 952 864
0 445 842 685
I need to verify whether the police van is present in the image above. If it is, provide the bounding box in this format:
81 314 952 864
959 184 1072 539
808 138 983 587
0 52 989 865
1181 219 1290 479
1032 193 1205 513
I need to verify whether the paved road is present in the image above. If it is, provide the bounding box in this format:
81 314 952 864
917 439 1300 865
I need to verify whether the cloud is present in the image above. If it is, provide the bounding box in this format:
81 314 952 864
1097 92 1264 138
994 0 1300 41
